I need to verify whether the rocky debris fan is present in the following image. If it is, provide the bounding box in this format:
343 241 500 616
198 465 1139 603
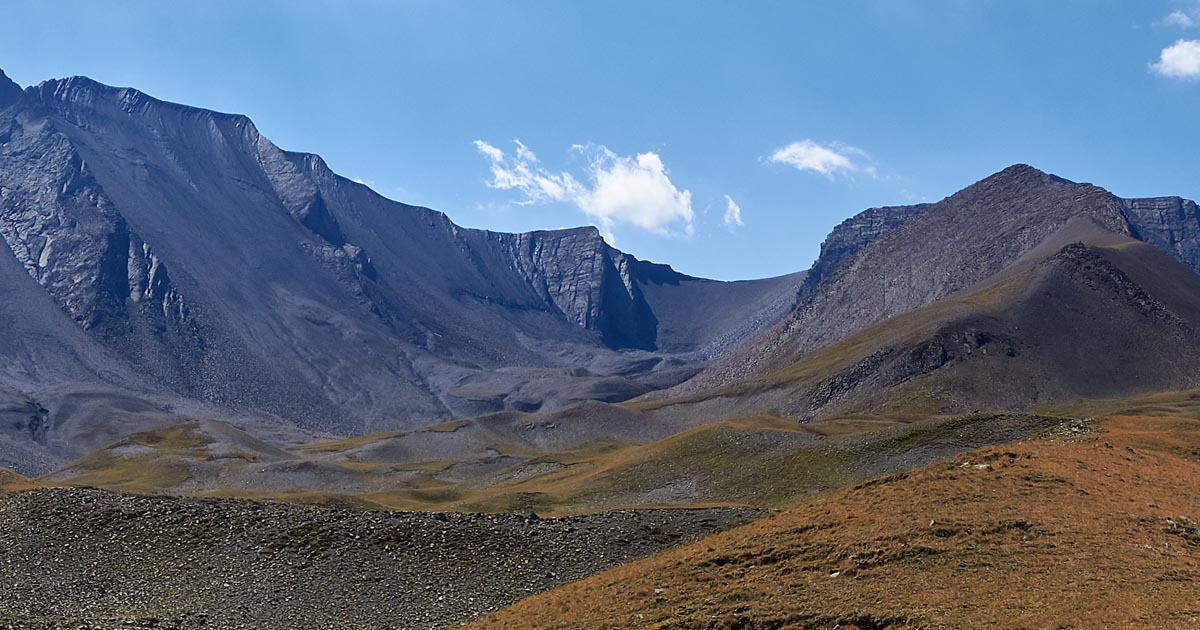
0 487 762 629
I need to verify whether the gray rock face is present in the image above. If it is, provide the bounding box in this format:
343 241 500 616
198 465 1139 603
1121 196 1200 272
0 70 806 472
800 203 928 299
0 105 191 337
0 70 21 110
773 165 1124 358
490 227 666 350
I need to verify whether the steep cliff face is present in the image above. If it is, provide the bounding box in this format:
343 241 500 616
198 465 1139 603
0 90 193 340
1121 197 1200 273
490 227 666 350
0 70 21 109
258 149 348 247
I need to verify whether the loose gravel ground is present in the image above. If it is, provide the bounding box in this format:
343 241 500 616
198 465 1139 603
0 488 761 629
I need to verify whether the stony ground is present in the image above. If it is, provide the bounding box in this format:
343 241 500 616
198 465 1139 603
0 488 760 629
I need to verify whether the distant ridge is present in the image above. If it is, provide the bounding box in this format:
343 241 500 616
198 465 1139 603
663 163 1200 398
5 67 1200 492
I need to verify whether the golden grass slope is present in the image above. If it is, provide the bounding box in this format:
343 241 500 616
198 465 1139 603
468 408 1200 629
0 467 34 491
42 419 296 494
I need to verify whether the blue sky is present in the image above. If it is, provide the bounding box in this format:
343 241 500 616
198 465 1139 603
3 1 1199 280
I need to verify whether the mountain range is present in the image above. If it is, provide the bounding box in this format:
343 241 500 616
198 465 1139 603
5 67 1200 509
0 68 802 473
7 67 1200 628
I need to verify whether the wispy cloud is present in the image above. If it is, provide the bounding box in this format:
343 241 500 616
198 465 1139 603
472 140 580 206
1160 10 1197 28
1150 39 1200 79
723 195 744 227
766 139 877 179
473 139 694 243
1156 1 1200 29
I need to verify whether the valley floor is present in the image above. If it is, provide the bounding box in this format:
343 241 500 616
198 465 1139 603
468 408 1200 628
7 398 1200 629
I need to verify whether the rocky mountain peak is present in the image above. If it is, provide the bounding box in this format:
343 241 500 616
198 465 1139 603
31 75 107 104
948 163 1082 206
28 75 257 137
0 69 22 109
31 75 147 102
989 162 1050 180
792 165 1092 305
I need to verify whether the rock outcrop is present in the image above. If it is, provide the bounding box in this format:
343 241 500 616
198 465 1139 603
1121 196 1200 273
800 203 928 299
0 69 21 109
0 95 193 338
490 227 667 350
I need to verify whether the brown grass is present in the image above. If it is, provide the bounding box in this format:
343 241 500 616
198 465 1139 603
290 419 472 455
0 467 36 492
467 414 1200 629
51 450 194 494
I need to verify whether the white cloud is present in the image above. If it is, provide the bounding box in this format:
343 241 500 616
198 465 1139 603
723 195 744 227
767 139 876 179
575 148 694 240
1151 39 1200 78
472 139 581 206
1160 10 1197 28
474 139 694 242
473 141 505 162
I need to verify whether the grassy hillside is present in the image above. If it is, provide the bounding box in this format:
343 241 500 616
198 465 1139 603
43 411 1069 516
469 407 1200 628
0 467 34 491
